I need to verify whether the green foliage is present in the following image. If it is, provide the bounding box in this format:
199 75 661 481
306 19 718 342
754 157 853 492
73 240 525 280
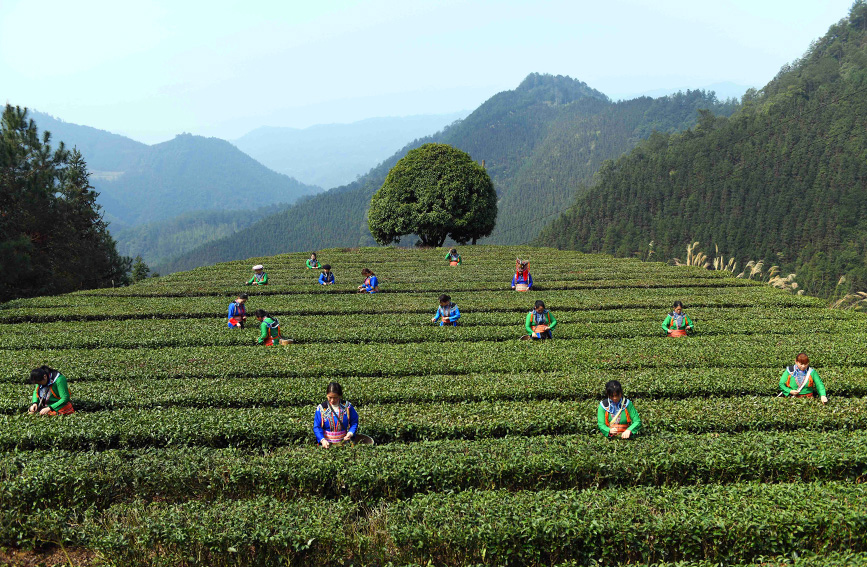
130 256 150 282
1 244 867 564
164 76 737 272
369 143 497 246
0 105 131 300
536 5 867 298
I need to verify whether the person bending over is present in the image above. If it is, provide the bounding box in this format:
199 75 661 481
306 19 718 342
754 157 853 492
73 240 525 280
246 264 268 286
228 293 248 328
28 366 74 416
597 380 641 439
314 382 367 447
357 268 379 294
522 300 556 340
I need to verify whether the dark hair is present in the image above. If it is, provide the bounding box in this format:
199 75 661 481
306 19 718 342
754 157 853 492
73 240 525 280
322 264 331 270
311 252 317 257
28 366 55 384
449 248 457 253
254 309 270 319
796 352 810 365
672 300 684 309
605 380 623 398
439 294 451 303
534 300 545 309
326 382 343 398
361 268 373 276
238 293 248 300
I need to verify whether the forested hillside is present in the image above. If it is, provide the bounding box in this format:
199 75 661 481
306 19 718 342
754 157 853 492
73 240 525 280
114 206 291 267
164 74 736 272
535 2 867 298
27 112 320 227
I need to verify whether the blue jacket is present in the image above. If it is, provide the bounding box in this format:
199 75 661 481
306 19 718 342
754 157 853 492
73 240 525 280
319 272 335 285
433 303 461 326
314 402 359 443
362 275 379 293
227 301 246 328
512 273 533 289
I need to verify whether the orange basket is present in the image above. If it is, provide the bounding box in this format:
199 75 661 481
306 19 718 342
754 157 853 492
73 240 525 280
532 324 550 334
609 423 628 436
515 283 529 292
450 260 459 266
669 329 687 337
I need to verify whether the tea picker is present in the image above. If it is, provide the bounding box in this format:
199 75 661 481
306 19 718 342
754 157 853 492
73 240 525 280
597 380 641 439
777 353 828 403
28 366 75 416
246 264 268 286
314 382 374 447
511 258 532 291
521 300 556 340
661 300 694 337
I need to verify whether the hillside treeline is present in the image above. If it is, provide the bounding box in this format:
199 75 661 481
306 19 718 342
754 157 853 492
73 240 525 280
1 106 130 299
537 2 867 298
163 74 736 272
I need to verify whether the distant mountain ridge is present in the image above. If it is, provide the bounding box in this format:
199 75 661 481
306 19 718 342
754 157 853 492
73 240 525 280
161 73 738 273
233 112 469 189
28 112 321 228
535 3 867 298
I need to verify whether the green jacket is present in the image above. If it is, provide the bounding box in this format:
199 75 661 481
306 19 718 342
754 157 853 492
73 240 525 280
247 272 268 285
779 367 826 397
258 317 281 344
597 398 641 436
525 310 557 334
306 259 320 269
661 312 694 333
32 372 71 411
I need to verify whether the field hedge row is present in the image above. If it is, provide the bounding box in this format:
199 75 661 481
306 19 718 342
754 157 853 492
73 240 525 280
2 431 866 517
2 309 861 350
0 397 864 450
3 368 866 412
4 483 865 565
381 482 867 565
2 335 864 383
0 286 823 323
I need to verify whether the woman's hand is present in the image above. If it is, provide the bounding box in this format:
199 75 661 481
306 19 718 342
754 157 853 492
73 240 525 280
431 317 437 323
39 407 52 416
320 439 330 448
343 432 354 442
821 396 829 404
621 430 632 439
29 404 38 414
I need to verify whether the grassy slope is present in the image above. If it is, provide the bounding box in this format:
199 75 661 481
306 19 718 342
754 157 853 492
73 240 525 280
1 246 866 565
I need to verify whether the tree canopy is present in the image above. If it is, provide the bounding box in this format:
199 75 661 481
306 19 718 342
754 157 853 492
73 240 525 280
367 143 497 247
0 105 131 299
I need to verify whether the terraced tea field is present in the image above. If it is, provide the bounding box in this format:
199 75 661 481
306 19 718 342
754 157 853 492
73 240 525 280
2 246 866 566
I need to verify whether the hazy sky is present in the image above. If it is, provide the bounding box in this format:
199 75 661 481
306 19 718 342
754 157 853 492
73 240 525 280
1 0 856 144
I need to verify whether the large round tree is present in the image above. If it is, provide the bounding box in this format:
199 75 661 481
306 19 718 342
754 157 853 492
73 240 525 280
367 143 497 247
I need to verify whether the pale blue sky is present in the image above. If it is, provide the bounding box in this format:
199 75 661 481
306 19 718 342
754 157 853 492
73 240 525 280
0 0 856 144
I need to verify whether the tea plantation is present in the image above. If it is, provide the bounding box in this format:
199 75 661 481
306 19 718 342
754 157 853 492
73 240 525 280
1 246 866 566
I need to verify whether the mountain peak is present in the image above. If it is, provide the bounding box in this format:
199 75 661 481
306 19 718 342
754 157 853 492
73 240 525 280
515 73 610 104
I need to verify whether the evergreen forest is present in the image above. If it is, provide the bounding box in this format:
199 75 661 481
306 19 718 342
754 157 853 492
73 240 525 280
536 2 867 299
0 105 130 300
